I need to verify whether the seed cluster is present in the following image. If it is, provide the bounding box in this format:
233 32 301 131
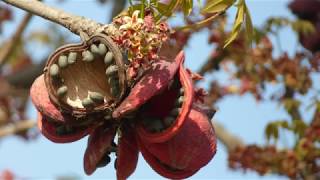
48 40 121 110
143 87 184 133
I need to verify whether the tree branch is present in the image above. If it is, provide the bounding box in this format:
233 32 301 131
213 121 244 151
0 120 36 138
1 0 112 37
0 12 32 68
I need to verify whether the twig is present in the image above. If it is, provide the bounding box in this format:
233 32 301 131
0 12 32 68
1 0 111 36
0 120 36 138
213 121 244 151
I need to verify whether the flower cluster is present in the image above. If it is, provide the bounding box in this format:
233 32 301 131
111 11 170 80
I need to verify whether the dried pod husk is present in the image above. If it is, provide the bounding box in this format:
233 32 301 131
44 34 127 117
137 107 217 179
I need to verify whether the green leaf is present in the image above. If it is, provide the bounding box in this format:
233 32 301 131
265 123 279 142
223 1 245 48
244 3 254 44
291 119 307 138
182 0 193 16
201 0 235 14
155 0 181 20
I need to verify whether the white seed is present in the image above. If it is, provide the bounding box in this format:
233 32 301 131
90 44 100 55
82 50 94 62
68 52 77 64
104 51 114 65
58 55 68 68
57 85 68 98
98 44 107 55
49 64 59 77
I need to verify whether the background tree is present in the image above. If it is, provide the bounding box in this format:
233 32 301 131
0 0 319 179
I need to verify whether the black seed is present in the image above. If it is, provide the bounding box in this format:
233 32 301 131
82 98 94 108
67 52 77 64
57 85 68 98
114 158 118 170
149 119 164 133
110 87 119 97
56 126 67 135
170 108 181 117
104 51 114 65
49 64 59 77
163 116 175 127
97 154 111 168
89 92 104 104
58 55 68 68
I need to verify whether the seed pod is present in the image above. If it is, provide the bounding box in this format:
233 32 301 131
44 34 127 117
104 51 114 65
58 55 68 68
49 64 59 77
82 50 94 62
67 52 77 64
57 85 68 98
89 92 104 104
106 65 118 76
98 43 107 55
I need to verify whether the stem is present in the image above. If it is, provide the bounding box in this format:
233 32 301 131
1 0 107 36
213 121 244 151
0 12 32 69
0 120 36 138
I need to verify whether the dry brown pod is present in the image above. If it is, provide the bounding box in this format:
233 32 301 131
44 34 127 118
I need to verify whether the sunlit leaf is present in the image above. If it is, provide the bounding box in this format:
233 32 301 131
182 0 193 16
201 0 235 14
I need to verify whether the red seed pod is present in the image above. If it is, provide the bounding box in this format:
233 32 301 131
137 107 217 179
114 51 194 143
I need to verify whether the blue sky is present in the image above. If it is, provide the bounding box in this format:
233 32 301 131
0 0 299 179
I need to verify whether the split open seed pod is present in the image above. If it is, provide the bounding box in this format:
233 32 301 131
44 34 127 117
113 51 193 143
